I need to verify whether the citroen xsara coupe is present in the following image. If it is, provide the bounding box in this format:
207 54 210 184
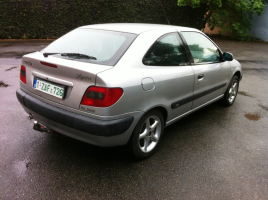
16 24 242 159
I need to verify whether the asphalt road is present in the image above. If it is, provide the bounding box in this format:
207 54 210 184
0 39 268 200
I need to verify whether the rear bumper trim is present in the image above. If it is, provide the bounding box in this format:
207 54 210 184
16 89 134 137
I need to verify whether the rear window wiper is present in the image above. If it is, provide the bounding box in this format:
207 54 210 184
43 53 97 60
43 53 60 57
61 53 97 60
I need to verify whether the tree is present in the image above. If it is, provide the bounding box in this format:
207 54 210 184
177 0 268 40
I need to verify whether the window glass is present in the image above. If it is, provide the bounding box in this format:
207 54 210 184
181 32 221 63
143 33 189 66
41 29 137 66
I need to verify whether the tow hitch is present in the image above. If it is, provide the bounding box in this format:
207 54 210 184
33 120 53 134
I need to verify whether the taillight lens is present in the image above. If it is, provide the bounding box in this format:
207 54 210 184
81 86 123 107
20 65 26 84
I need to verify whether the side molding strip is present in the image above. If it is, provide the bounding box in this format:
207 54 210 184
171 95 193 109
171 83 227 109
194 83 227 100
167 94 224 126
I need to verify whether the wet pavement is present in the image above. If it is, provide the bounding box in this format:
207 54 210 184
0 39 268 199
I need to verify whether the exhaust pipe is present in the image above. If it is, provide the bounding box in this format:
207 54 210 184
28 113 33 120
33 120 53 134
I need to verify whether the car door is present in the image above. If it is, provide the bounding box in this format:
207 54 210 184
180 31 231 109
142 32 195 122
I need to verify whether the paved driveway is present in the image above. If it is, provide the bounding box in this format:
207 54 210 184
0 39 268 199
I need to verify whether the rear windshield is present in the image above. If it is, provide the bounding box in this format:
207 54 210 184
41 28 137 66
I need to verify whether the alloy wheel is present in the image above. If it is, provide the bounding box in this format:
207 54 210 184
138 115 161 153
228 79 238 103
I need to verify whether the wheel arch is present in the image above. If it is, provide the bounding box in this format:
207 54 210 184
233 71 242 81
143 106 168 125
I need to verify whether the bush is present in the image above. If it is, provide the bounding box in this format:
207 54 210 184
0 0 207 39
178 0 268 40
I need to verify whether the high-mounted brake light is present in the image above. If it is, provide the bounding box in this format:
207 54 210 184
40 61 57 68
20 65 26 84
81 86 123 107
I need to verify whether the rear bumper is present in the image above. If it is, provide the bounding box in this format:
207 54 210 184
16 89 137 146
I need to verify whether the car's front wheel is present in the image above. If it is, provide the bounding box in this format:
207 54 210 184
222 75 239 106
128 110 164 159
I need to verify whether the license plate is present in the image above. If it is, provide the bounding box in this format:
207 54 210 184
33 78 65 99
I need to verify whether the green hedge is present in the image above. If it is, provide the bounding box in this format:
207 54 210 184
0 0 207 39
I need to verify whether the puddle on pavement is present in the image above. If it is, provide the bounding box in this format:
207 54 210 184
5 66 17 71
238 91 254 98
259 104 268 112
0 81 9 87
245 113 261 121
13 160 30 177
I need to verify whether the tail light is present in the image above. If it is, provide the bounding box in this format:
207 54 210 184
20 65 26 84
81 86 123 107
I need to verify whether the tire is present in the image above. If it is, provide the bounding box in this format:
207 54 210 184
221 75 239 106
128 110 164 159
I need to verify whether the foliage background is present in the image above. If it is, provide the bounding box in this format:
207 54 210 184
0 0 207 39
177 0 268 40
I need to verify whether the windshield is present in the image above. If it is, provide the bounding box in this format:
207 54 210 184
41 28 137 66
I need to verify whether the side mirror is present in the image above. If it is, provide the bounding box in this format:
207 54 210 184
222 52 233 61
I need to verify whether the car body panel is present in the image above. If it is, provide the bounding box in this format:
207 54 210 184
16 89 143 146
21 52 111 109
166 94 224 126
19 100 143 147
229 59 243 78
95 64 195 121
17 23 242 147
191 61 231 109
93 29 195 119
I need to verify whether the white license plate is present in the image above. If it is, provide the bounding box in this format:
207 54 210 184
33 78 65 99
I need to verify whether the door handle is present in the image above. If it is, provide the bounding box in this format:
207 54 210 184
198 74 204 80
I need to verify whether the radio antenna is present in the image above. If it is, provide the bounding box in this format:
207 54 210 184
159 0 170 25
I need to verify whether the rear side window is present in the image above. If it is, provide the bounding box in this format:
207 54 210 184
41 29 137 66
143 33 189 66
181 32 221 64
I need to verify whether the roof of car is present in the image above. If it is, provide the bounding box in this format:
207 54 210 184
79 23 199 34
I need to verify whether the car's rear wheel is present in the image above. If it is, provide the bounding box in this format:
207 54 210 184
128 110 164 159
222 75 239 106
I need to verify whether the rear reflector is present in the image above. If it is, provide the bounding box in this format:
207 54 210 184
81 86 123 107
20 65 26 84
40 61 57 68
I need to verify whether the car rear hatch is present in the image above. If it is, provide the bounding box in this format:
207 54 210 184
19 28 137 110
20 52 112 109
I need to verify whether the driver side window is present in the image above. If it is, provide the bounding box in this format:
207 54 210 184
181 32 221 64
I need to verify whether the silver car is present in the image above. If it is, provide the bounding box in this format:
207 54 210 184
17 23 242 159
